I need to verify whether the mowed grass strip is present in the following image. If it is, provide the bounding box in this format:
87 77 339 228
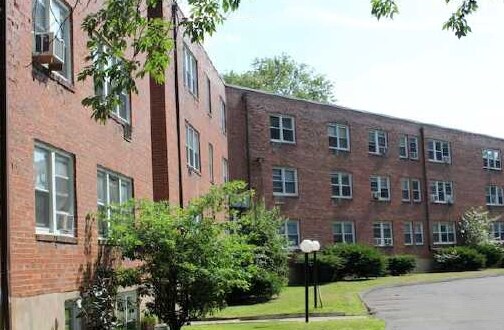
212 268 504 319
190 317 385 330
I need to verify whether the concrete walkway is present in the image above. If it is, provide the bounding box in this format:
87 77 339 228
363 275 504 330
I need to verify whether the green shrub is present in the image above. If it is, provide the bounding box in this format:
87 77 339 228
474 243 504 267
291 252 344 284
387 255 416 276
323 244 386 279
434 246 486 271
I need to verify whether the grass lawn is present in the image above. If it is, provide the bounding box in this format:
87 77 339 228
190 318 384 330
212 268 504 319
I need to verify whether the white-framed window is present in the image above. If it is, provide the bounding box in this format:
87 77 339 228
183 45 198 96
185 124 200 171
368 129 387 155
486 185 504 206
401 178 410 202
333 221 355 243
432 221 456 245
94 48 131 124
373 221 393 247
491 221 504 241
222 158 229 183
64 300 82 330
412 179 422 202
399 135 419 160
328 123 350 151
270 114 295 143
483 149 501 170
280 219 300 247
206 75 212 114
34 144 75 236
370 176 390 201
116 291 139 330
428 139 451 163
208 143 214 183
430 181 453 204
97 168 133 238
32 0 72 79
272 167 298 196
402 178 422 203
220 97 227 134
331 172 352 199
404 222 423 245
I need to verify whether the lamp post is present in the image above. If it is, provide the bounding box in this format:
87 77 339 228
311 240 321 308
300 239 315 323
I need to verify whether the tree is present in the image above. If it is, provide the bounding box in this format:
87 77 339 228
459 207 497 246
224 54 336 103
227 201 289 303
371 0 480 38
106 181 254 330
78 0 242 122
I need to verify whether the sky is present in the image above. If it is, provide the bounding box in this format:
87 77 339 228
196 0 504 139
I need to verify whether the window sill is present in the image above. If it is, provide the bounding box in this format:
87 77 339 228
270 140 296 145
36 233 77 245
32 64 75 93
368 152 387 157
187 165 201 177
273 194 299 198
483 167 502 171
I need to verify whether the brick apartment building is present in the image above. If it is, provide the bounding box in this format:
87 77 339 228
2 0 504 328
2 0 228 328
227 85 504 265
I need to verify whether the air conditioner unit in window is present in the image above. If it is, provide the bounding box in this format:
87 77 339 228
57 214 74 235
410 152 418 159
430 194 438 202
446 196 454 204
442 156 451 163
372 191 381 200
33 32 65 71
378 147 387 155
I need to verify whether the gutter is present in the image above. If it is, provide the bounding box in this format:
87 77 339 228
171 2 184 208
0 0 10 328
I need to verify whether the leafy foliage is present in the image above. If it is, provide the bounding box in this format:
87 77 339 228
386 255 416 276
474 242 504 267
227 202 289 303
322 244 386 279
106 181 254 330
224 54 336 103
434 246 486 271
459 207 496 246
78 265 118 330
78 0 241 122
371 0 481 38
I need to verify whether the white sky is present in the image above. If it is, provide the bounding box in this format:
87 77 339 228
199 0 504 138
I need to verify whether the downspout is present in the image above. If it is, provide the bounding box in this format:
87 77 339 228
420 127 432 251
243 93 251 184
0 0 10 328
171 2 184 208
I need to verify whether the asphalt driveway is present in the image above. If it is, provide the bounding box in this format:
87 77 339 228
363 275 504 330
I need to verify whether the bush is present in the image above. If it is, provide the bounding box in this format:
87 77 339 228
434 246 486 272
474 243 504 267
387 255 416 276
323 244 386 279
290 252 344 284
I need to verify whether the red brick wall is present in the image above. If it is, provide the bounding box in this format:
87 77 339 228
150 2 229 206
7 0 153 297
227 86 504 257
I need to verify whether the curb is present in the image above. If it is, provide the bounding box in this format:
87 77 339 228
200 311 346 322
